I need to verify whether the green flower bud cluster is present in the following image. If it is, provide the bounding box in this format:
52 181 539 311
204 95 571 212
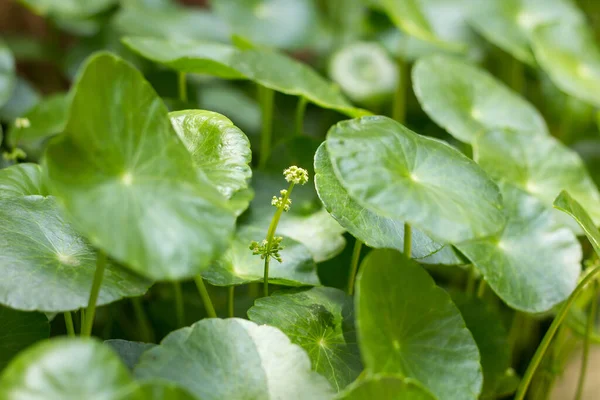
284 166 309 185
249 236 284 263
271 189 292 211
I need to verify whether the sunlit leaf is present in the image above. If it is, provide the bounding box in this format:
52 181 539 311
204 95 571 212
0 305 49 370
18 0 118 18
335 375 436 400
0 163 47 199
554 190 600 256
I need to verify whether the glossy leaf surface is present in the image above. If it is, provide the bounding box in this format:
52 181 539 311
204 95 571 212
0 306 49 370
326 115 505 243
356 249 482 399
135 318 334 400
44 53 235 281
413 55 548 143
336 375 436 400
0 163 47 199
456 184 581 313
554 191 600 256
248 287 361 391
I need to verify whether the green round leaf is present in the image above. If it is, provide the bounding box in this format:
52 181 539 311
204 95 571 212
532 22 600 107
474 129 600 224
122 37 369 118
7 93 69 159
456 184 581 313
0 305 49 370
0 338 135 399
314 143 443 259
18 0 117 18
329 42 398 105
105 339 156 371
469 0 584 65
44 52 235 281
0 40 16 109
212 0 318 49
554 190 600 257
248 287 361 391
0 196 150 312
326 115 505 243
336 375 436 400
135 318 334 400
131 381 197 400
412 55 548 143
356 249 482 399
169 109 251 199
202 226 320 287
0 163 47 199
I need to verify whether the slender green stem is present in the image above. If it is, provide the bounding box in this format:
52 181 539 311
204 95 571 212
515 265 600 400
228 286 235 318
466 265 476 295
131 296 154 343
575 281 599 400
476 279 487 298
295 97 308 136
508 56 524 94
194 276 217 318
173 281 185 327
64 312 75 337
392 55 406 124
263 182 295 297
248 282 259 298
82 251 107 337
178 72 188 103
258 86 275 169
347 240 363 295
79 309 85 334
403 223 412 258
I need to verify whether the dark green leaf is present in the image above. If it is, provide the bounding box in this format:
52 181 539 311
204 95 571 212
336 375 436 400
44 52 235 281
0 77 40 122
135 318 334 399
105 339 156 371
0 305 49 370
248 287 361 391
326 115 505 243
131 381 197 400
356 249 482 399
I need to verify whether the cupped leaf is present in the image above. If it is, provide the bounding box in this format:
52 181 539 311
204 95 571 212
0 338 135 399
0 40 16 109
326 115 505 244
7 93 69 159
0 305 49 370
554 191 600 256
412 55 548 143
0 163 47 199
0 196 151 312
243 170 346 263
456 184 581 313
202 226 319 287
212 0 318 49
135 318 334 400
336 375 436 400
329 42 398 105
122 37 369 118
105 339 156 371
474 128 600 224
18 0 117 18
468 0 583 65
531 22 600 107
44 52 236 281
314 143 443 259
169 110 252 199
248 287 361 391
356 249 482 399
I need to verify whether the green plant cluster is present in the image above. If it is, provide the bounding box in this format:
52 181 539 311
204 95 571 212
2 0 600 399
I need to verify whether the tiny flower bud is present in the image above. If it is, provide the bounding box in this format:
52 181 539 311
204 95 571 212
283 166 309 185
14 117 30 129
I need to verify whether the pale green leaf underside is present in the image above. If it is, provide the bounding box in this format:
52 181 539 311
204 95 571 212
169 109 252 199
0 305 49 370
314 142 444 259
532 21 600 108
248 287 361 391
326 115 505 243
356 249 482 399
0 163 47 199
122 36 369 118
0 196 151 312
135 318 334 400
44 52 235 281
202 226 320 287
456 184 581 313
0 39 16 109
336 375 436 400
0 338 135 400
18 0 117 18
554 190 600 257
412 55 548 143
474 129 600 224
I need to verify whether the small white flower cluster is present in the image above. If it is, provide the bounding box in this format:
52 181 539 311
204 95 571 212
284 166 309 185
249 236 284 263
14 118 31 129
271 189 292 211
